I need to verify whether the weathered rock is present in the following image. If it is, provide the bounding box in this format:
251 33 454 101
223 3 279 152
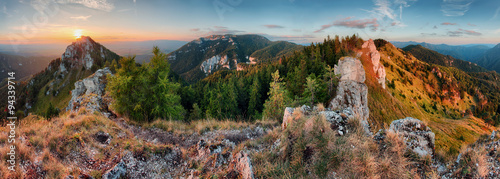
362 39 386 89
329 57 371 135
231 151 254 179
102 161 126 179
389 117 435 158
319 108 353 136
334 57 366 83
491 130 497 140
282 107 295 130
67 67 113 113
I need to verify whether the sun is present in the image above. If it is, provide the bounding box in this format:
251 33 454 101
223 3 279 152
74 29 82 39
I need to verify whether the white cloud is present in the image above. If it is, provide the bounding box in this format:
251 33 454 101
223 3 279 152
70 15 92 20
441 0 473 17
364 0 416 29
56 0 114 12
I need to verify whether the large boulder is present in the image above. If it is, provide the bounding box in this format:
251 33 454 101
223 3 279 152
329 57 371 135
67 67 113 113
389 117 435 158
362 39 386 89
319 108 353 136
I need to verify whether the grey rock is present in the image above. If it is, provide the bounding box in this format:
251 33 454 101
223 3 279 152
67 67 113 113
491 130 497 140
102 161 126 179
389 117 435 158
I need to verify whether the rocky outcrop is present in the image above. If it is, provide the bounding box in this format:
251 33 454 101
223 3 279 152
389 117 435 158
329 57 371 135
67 67 113 114
320 108 354 136
362 39 386 89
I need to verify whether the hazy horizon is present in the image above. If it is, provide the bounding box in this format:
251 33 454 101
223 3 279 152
1 0 500 49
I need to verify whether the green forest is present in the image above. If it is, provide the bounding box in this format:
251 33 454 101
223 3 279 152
107 35 364 123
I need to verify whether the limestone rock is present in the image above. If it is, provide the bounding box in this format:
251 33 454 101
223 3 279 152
362 39 386 89
67 67 113 113
102 161 126 179
329 57 371 135
334 57 366 83
389 117 435 158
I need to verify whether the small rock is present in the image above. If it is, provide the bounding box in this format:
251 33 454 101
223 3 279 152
102 161 126 179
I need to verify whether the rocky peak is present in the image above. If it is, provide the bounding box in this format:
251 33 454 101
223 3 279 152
329 57 371 135
362 39 386 89
60 36 111 72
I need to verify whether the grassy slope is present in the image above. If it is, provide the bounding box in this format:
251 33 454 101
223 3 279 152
361 43 497 160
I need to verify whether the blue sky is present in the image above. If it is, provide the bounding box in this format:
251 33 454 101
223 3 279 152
1 0 500 45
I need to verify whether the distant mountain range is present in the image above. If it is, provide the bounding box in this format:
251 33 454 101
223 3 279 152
402 45 488 73
393 41 500 73
167 34 302 83
0 52 54 82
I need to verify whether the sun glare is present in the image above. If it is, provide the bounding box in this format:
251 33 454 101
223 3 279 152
74 29 82 39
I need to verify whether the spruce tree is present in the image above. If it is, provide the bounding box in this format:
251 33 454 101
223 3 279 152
263 70 290 121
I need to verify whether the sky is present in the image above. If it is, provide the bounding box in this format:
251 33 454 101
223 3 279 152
1 0 500 48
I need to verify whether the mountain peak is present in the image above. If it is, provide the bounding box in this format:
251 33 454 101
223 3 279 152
59 36 119 72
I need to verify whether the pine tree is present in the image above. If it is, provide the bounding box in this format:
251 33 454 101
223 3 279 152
248 77 261 119
302 74 319 106
263 70 290 121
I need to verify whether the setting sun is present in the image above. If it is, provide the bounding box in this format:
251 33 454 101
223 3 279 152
74 29 82 39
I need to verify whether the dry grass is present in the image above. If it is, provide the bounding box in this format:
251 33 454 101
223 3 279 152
143 118 277 135
253 108 424 178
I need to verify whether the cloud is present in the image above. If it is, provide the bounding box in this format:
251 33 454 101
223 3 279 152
190 28 200 32
364 0 416 28
433 25 438 29
441 0 473 17
56 0 114 11
70 15 92 20
467 23 476 26
263 25 285 29
421 32 438 36
491 7 500 20
447 28 482 37
441 22 457 25
314 17 379 33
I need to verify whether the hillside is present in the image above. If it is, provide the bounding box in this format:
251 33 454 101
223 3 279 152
476 43 500 73
167 34 301 83
402 45 488 72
